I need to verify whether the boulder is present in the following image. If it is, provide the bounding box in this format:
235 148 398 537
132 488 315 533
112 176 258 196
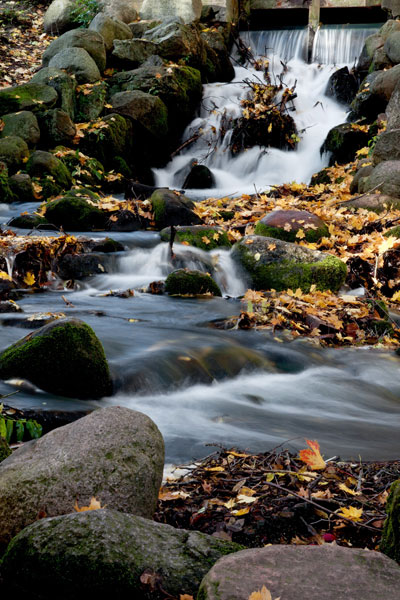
26 151 72 198
165 269 222 296
0 509 241 598
160 225 231 250
75 81 107 122
325 66 358 106
372 129 400 164
100 0 139 23
385 31 400 65
56 253 111 279
356 33 383 74
0 318 112 401
382 0 400 18
370 46 393 72
43 28 107 72
350 160 374 194
48 48 101 84
386 79 400 130
109 89 168 139
55 149 105 186
0 83 58 116
198 544 400 600
254 209 329 243
0 136 29 174
0 111 40 146
173 161 215 189
232 235 346 292
8 214 50 229
0 161 15 203
151 188 202 229
30 68 76 120
140 0 202 23
128 20 162 37
0 406 164 551
370 63 400 101
364 160 400 198
380 19 400 42
0 436 11 462
43 0 76 34
106 209 142 231
111 38 159 68
346 193 400 212
9 173 34 202
81 113 133 170
45 195 106 231
89 14 133 52
37 108 76 146
201 28 235 83
321 123 369 166
348 73 386 123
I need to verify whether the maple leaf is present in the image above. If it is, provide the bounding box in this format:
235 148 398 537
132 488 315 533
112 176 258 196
299 440 326 470
248 585 280 600
74 497 103 512
336 506 363 522
201 236 211 245
23 272 35 286
338 483 361 496
0 271 12 281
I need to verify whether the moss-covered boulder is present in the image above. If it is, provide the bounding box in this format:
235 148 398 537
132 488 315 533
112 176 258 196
0 83 58 116
0 136 29 174
0 111 40 146
26 151 72 198
0 509 242 598
89 13 133 52
232 235 347 292
30 68 76 120
165 269 222 296
160 225 231 250
0 162 16 203
54 148 105 187
44 195 105 231
151 188 202 229
81 113 133 170
37 109 76 146
109 89 168 139
0 318 112 399
0 437 11 463
254 210 329 243
76 81 107 122
321 123 369 166
43 28 106 72
8 173 35 202
200 28 235 83
381 480 400 562
48 48 101 85
9 213 49 229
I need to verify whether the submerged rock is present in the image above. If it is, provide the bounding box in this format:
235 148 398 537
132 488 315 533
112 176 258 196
325 66 358 106
160 225 230 250
254 210 329 244
165 269 222 296
0 407 164 551
1 509 241 598
232 235 346 293
198 544 400 600
0 318 112 399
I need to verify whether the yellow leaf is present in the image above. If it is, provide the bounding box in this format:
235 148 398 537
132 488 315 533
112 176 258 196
378 236 397 255
201 236 211 245
338 483 361 496
392 290 400 302
336 506 363 522
228 451 250 458
233 507 251 516
266 473 274 482
296 229 306 239
299 439 326 470
237 494 258 504
254 252 261 261
224 498 236 509
74 497 103 512
267 122 272 133
205 466 225 472
23 272 35 286
248 585 280 600
213 232 220 240
0 271 12 281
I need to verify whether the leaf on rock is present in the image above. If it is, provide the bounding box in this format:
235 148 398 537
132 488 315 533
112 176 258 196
74 497 103 512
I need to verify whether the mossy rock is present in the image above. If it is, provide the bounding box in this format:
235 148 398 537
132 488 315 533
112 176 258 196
0 161 16 203
26 151 72 199
0 318 112 399
0 111 40 146
9 173 34 202
64 187 101 202
37 109 76 146
0 436 11 463
92 238 124 253
76 81 107 122
45 195 105 231
381 480 400 563
165 269 222 297
30 67 76 120
232 235 347 293
0 83 58 116
151 188 201 229
9 214 49 229
54 148 105 187
310 167 332 186
82 113 133 169
254 210 329 244
0 136 29 174
160 225 231 251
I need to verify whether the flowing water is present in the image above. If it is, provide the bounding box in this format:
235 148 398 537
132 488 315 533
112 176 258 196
1 25 400 463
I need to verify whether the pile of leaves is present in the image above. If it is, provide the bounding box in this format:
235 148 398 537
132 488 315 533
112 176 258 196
155 442 398 552
0 2 53 87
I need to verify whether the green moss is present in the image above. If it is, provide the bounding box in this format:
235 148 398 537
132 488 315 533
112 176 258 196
0 436 11 462
112 156 133 178
385 226 400 238
9 213 49 229
0 320 112 399
254 221 329 244
45 196 106 231
236 245 347 292
151 192 166 228
0 162 15 202
160 227 231 251
0 83 57 115
165 269 222 297
381 480 400 562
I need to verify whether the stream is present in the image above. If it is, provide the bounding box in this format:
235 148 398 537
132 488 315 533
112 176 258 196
1 25 400 464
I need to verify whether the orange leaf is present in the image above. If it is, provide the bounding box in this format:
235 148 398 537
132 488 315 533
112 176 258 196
74 497 103 512
299 440 326 470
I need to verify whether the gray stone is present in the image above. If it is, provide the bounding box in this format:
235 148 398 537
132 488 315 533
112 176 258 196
89 13 133 52
56 253 111 279
128 20 161 37
1 509 241 598
356 33 383 72
0 136 29 174
112 38 159 67
321 122 369 166
38 108 76 146
348 72 386 122
109 89 168 138
0 406 164 551
365 160 400 198
370 63 400 100
198 544 400 600
385 31 400 65
43 28 107 72
9 173 34 202
372 129 400 164
370 46 393 72
346 193 400 211
43 0 75 34
31 67 76 120
382 0 400 18
380 19 400 42
0 111 40 146
151 188 202 229
350 161 374 194
140 0 202 23
386 79 400 130
76 81 107 121
100 0 138 24
48 48 101 84
0 83 58 116
201 28 234 82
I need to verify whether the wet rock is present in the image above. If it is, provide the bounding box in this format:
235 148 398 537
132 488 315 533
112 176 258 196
201 28 234 83
105 209 142 231
310 167 332 185
88 13 133 52
254 209 329 243
37 108 76 146
325 66 358 106
31 68 76 120
0 83 58 116
231 111 297 154
76 80 107 122
0 318 112 400
9 214 50 229
356 33 383 74
43 28 106 72
165 269 222 296
0 300 22 313
48 47 101 84
0 136 29 174
160 225 230 250
321 123 369 166
0 111 40 146
348 73 386 123
56 253 111 279
1 508 241 598
198 544 400 600
185 164 215 189
109 89 168 142
151 188 202 229
346 193 400 212
232 235 346 293
26 150 72 198
0 406 164 551
364 160 400 198
45 194 106 231
92 237 124 252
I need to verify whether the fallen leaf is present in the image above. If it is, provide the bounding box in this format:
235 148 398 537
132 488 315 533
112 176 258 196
74 497 103 512
299 440 326 470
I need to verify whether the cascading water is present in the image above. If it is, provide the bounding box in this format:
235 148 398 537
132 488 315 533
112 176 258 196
154 25 378 198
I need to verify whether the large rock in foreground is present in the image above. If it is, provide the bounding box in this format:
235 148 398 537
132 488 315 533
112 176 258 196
232 235 346 292
0 318 112 399
0 509 241 598
380 479 400 562
198 544 400 600
0 407 164 551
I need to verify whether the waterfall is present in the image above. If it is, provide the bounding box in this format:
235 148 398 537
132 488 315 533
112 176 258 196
154 24 379 197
